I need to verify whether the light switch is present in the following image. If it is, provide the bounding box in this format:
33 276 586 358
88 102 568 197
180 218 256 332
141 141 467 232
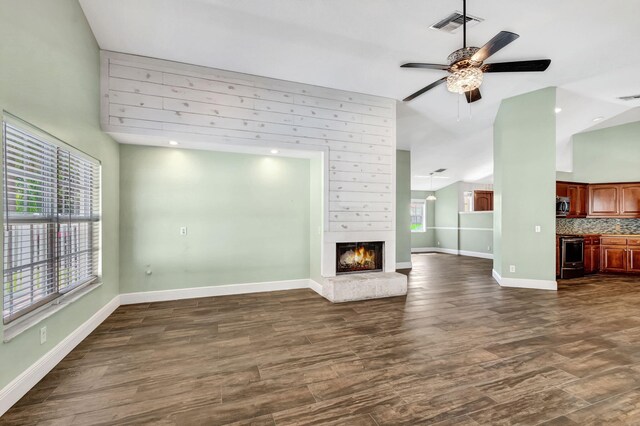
535 225 541 233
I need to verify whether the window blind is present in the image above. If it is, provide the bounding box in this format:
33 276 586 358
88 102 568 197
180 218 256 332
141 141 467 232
2 120 100 323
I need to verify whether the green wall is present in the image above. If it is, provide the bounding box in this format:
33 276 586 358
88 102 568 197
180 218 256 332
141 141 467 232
410 190 435 249
494 87 556 282
119 145 311 293
434 182 461 251
459 213 493 255
396 150 411 264
0 0 120 389
557 121 640 183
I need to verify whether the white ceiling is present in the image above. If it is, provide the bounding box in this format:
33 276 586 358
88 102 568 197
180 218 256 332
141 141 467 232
79 0 640 190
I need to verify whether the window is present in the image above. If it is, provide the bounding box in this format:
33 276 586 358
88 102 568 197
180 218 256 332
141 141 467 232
2 118 100 324
410 199 426 232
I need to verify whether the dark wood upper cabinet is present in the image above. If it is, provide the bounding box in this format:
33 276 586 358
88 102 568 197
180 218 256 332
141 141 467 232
567 184 587 218
620 184 640 217
473 190 493 212
587 183 640 218
557 182 587 218
556 182 568 198
588 184 620 217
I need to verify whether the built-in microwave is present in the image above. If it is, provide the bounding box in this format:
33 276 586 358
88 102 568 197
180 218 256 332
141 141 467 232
556 196 570 217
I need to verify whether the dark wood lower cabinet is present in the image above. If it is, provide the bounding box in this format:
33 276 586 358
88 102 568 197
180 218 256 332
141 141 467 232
601 246 627 273
584 238 600 274
629 246 640 273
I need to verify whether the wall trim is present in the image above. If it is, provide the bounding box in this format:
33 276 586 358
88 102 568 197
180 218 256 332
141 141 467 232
458 250 494 260
308 279 323 296
120 279 310 305
411 247 493 259
0 295 120 417
426 227 493 231
492 269 557 291
396 261 413 269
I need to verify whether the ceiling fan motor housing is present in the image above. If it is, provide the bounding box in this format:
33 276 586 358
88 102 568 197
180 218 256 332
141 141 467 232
447 47 481 70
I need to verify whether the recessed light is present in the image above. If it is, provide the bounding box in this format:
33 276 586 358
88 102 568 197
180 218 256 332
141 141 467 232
168 140 179 146
592 116 604 122
554 107 562 114
270 149 279 154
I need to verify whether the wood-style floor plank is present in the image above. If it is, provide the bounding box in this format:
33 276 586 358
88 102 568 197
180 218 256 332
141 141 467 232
3 253 640 425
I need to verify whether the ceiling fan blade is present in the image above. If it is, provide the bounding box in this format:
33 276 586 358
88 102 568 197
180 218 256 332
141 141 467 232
482 59 551 73
465 88 482 103
401 63 450 70
471 31 520 63
403 77 447 102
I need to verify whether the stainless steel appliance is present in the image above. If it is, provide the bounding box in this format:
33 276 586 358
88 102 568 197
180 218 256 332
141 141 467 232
556 196 570 217
559 235 585 279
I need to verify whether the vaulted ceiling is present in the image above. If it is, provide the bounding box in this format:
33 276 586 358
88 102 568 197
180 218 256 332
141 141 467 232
79 0 640 190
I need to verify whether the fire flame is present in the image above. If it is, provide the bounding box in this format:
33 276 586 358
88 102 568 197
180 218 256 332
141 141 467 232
339 246 376 269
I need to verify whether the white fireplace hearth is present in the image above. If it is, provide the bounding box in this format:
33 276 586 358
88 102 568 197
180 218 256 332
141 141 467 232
321 272 408 303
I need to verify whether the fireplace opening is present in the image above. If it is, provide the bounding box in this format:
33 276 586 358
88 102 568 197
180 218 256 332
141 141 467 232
336 241 384 275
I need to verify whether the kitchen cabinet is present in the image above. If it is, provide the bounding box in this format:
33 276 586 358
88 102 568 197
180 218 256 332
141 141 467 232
620 184 640 217
556 182 568 198
584 235 600 274
600 236 640 274
588 183 640 218
589 185 619 217
473 190 493 211
556 181 587 218
629 238 640 273
567 184 588 217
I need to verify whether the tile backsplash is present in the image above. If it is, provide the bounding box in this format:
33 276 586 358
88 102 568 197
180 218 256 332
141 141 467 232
556 218 640 235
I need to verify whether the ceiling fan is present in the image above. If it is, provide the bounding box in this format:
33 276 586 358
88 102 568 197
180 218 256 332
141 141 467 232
401 0 551 103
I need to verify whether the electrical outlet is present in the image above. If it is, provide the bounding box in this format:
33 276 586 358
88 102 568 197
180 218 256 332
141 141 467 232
437 241 440 246
535 225 541 233
179 226 187 236
40 326 47 344
487 245 491 251
509 265 516 273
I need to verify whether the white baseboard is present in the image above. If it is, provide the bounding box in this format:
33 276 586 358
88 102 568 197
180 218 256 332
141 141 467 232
120 279 310 305
0 295 120 416
492 269 557 291
412 247 493 259
395 261 413 269
459 250 494 260
308 279 323 296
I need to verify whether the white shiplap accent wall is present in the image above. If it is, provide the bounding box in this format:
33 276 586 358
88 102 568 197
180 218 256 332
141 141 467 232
100 51 397 276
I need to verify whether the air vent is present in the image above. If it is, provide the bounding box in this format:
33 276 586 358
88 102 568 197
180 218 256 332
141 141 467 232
434 168 447 173
430 11 483 34
618 94 640 101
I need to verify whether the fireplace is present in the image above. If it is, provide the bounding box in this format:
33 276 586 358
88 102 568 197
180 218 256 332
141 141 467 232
336 241 384 275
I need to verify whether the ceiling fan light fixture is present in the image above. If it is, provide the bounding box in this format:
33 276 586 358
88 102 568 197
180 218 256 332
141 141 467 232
446 67 483 94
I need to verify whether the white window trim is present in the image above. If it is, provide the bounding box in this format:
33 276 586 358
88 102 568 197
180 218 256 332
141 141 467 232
2 281 102 342
410 199 427 233
2 112 103 330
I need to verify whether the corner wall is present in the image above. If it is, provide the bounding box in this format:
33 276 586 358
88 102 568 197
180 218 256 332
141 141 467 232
0 0 120 390
493 87 556 289
396 150 411 266
410 190 435 249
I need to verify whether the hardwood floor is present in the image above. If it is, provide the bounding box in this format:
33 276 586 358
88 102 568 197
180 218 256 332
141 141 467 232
4 253 640 425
